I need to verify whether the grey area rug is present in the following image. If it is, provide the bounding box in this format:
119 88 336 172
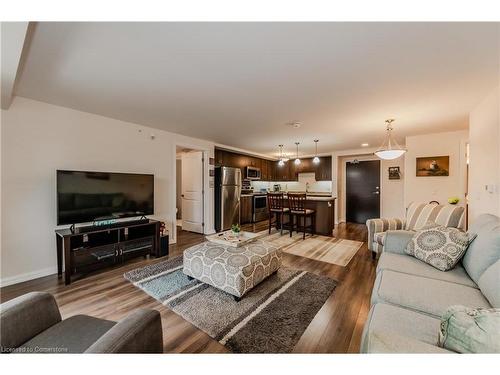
124 256 336 353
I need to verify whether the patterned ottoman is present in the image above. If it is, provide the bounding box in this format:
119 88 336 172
183 239 282 300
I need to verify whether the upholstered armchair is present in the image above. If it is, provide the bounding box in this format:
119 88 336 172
366 202 466 259
1 291 163 353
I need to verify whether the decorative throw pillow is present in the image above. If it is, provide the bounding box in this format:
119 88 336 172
405 222 471 271
438 305 500 353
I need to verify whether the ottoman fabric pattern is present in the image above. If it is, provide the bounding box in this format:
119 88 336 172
183 240 282 298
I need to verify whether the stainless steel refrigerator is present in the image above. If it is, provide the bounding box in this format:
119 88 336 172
215 166 241 232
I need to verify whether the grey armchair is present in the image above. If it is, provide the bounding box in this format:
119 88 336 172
366 202 465 259
1 292 163 353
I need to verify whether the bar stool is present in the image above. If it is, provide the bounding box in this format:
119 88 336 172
288 193 316 239
267 192 291 236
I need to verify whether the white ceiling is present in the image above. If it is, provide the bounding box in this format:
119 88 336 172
12 22 499 157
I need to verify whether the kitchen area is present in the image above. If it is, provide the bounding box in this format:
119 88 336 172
214 148 336 236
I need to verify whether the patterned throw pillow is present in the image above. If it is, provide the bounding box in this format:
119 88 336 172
405 222 471 271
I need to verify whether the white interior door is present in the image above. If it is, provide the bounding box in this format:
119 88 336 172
181 151 204 233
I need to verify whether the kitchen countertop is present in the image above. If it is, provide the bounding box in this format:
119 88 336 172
240 192 335 201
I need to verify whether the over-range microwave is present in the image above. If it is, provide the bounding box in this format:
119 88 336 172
246 166 261 180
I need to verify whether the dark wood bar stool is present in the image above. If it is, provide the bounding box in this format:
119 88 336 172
267 192 291 236
288 193 316 239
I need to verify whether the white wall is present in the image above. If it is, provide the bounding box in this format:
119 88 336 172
404 130 468 208
1 97 214 286
468 85 500 222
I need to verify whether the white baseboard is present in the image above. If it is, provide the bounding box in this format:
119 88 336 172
0 266 58 288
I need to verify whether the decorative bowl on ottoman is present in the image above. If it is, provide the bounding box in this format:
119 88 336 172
183 239 282 301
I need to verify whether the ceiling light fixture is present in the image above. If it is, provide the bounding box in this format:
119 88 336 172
278 145 285 166
374 119 407 160
361 143 369 147
294 142 301 165
286 121 301 129
313 140 320 164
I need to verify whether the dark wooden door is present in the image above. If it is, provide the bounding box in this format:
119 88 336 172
346 160 380 224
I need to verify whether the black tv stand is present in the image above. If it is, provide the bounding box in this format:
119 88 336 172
56 219 161 285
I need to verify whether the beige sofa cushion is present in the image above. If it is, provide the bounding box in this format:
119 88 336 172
361 303 450 353
462 214 500 284
364 330 452 353
478 260 500 307
377 252 477 288
372 270 491 318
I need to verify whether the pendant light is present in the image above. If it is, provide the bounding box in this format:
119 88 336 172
374 119 407 160
312 139 320 164
278 145 285 166
294 142 301 165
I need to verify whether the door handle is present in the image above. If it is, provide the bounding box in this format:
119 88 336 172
372 191 380 195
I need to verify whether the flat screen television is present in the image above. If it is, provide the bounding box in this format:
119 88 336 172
57 170 154 225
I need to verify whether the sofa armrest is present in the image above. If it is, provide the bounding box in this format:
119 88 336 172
383 230 415 255
366 218 405 251
85 309 163 353
0 292 62 352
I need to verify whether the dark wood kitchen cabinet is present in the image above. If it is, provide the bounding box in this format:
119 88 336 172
240 195 253 224
215 148 224 166
261 159 273 180
214 147 332 182
248 157 261 168
315 156 332 181
288 156 332 181
274 162 291 181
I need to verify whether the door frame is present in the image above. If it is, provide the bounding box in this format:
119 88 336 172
341 155 382 224
172 141 214 244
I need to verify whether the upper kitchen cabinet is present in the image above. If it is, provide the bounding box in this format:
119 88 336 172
261 159 270 181
213 148 331 181
315 156 332 181
289 156 332 181
291 157 313 177
248 157 261 169
222 151 239 168
274 161 291 181
215 148 224 166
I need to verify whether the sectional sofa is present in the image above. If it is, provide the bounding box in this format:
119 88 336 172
361 214 500 353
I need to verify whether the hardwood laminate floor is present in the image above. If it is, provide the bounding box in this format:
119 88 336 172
0 222 376 353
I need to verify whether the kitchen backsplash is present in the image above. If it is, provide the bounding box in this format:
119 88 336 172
251 180 332 193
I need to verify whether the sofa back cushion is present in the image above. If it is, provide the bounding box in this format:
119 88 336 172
478 260 500 308
405 202 465 231
462 214 500 285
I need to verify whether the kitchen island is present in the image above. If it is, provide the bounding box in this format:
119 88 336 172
280 194 336 237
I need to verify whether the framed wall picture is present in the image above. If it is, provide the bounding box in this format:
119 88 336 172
416 156 449 177
388 166 401 180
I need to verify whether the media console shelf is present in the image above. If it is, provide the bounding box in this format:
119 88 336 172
55 219 160 285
